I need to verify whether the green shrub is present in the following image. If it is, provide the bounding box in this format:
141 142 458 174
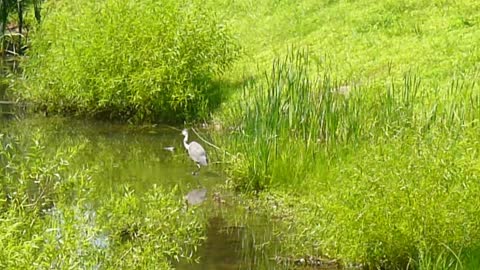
20 0 239 122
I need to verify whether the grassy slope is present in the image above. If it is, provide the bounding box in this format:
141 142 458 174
215 0 479 84
212 0 480 268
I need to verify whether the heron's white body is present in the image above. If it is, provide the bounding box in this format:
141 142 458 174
182 129 208 167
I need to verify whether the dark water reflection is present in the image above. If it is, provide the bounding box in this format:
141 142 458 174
176 215 285 270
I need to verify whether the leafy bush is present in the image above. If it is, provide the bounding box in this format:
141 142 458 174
21 0 239 122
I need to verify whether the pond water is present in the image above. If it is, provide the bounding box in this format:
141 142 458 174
0 115 309 269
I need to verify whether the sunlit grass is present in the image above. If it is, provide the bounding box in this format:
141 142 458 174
212 0 480 86
235 129 480 268
222 49 480 189
218 47 480 267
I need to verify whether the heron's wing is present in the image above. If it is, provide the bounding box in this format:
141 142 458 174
188 141 208 165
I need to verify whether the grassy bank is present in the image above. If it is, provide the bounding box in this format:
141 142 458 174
18 0 480 123
212 0 480 85
0 132 205 269
222 49 480 189
219 48 480 267
210 0 480 267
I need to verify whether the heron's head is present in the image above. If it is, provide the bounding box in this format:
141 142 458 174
181 129 188 136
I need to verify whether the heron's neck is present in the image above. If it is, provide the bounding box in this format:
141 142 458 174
183 134 189 150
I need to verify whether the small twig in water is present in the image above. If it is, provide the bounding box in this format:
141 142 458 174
115 247 133 266
191 128 233 157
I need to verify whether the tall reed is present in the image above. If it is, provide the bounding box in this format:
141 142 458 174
224 48 480 190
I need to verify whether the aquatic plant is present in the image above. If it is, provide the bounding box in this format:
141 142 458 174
0 132 205 269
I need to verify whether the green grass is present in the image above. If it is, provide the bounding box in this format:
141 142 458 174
218 47 480 268
221 49 480 189
226 126 480 268
212 0 480 85
206 1 480 267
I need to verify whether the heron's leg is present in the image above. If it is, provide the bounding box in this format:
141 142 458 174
196 176 201 187
192 163 201 176
191 164 201 187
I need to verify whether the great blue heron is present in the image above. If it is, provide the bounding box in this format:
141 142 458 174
182 129 208 175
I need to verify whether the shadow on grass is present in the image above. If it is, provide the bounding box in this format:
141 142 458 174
194 75 258 122
462 245 480 269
